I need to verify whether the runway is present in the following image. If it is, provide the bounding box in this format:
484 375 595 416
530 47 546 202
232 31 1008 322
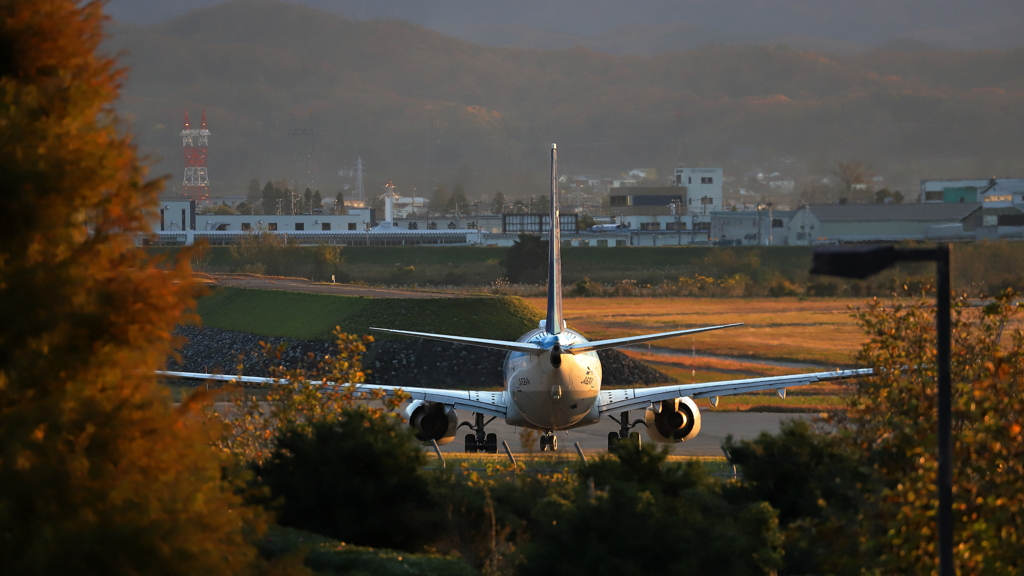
436 410 813 457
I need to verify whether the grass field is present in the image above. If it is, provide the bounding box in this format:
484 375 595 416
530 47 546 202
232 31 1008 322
197 286 543 341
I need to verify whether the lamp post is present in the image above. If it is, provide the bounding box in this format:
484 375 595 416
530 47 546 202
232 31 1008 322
671 199 682 245
811 244 953 576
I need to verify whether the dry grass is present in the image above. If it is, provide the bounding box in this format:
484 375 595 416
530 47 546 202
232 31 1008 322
531 296 867 365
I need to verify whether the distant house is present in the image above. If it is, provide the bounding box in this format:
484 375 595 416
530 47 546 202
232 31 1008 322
919 177 1024 205
572 175 601 188
767 175 795 193
628 168 656 179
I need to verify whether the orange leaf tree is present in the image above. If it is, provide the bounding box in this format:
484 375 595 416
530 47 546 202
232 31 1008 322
848 291 1024 574
0 2 297 574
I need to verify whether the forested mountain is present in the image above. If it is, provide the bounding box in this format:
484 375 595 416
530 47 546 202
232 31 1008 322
106 0 1024 197
110 0 1024 52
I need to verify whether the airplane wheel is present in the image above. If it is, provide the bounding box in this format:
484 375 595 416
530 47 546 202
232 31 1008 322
539 435 548 452
628 431 642 450
549 435 558 451
607 432 620 452
465 434 477 454
486 433 498 454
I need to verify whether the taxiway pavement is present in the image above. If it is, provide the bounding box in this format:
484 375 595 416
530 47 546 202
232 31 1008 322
437 411 814 457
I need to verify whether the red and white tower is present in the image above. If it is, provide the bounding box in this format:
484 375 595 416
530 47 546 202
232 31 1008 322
181 110 210 200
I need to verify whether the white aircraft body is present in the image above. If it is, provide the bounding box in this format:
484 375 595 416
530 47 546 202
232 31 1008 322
159 144 871 453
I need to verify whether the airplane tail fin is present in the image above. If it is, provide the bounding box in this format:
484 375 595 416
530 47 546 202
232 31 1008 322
546 143 563 334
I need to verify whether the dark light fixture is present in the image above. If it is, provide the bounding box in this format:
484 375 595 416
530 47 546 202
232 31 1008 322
811 244 952 576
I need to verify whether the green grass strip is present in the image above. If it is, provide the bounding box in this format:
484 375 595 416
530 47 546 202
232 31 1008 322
195 286 544 341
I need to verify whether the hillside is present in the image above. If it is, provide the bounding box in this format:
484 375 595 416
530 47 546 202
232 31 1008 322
110 0 1024 53
105 0 1024 197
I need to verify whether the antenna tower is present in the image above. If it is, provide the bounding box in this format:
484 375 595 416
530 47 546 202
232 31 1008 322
355 156 365 203
568 185 586 213
287 112 324 191
181 110 210 199
422 113 436 196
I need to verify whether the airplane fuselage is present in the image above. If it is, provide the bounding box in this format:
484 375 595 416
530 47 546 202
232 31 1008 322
502 326 603 431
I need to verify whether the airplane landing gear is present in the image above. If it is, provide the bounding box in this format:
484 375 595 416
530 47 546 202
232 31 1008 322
539 432 558 451
460 412 498 454
607 410 646 451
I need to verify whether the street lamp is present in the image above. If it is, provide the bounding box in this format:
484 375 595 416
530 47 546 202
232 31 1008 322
811 244 953 576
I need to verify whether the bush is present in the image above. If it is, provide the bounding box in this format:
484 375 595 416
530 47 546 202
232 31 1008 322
519 446 783 576
767 278 801 297
501 234 547 284
230 230 295 276
259 526 474 576
570 277 602 296
254 408 439 552
309 243 343 282
724 420 866 575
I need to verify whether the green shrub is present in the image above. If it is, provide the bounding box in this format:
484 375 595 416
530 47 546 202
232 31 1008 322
724 420 866 575
259 526 475 576
570 277 602 296
518 446 783 576
309 243 343 282
254 409 439 552
502 234 547 284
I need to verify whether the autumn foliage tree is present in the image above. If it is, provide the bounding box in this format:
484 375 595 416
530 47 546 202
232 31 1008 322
845 291 1024 574
0 2 293 574
723 291 1024 575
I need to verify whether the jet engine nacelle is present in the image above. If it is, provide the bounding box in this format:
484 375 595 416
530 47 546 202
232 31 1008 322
404 400 459 445
644 397 702 443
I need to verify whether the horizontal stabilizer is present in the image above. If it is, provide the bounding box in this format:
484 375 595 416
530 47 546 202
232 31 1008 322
370 327 545 354
564 323 742 354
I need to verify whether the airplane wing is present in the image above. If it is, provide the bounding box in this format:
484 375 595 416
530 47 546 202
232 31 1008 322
596 368 873 414
156 371 508 418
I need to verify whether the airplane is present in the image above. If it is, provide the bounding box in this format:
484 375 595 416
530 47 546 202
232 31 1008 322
159 144 872 453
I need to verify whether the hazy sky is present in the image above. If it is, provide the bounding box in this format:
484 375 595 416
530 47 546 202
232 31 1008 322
107 0 1024 52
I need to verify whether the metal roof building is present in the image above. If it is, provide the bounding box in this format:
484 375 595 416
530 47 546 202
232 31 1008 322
786 203 984 244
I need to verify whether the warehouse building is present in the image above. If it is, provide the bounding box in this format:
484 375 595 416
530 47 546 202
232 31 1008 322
786 203 984 244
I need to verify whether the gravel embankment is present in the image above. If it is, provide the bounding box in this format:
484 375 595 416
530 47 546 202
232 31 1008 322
168 325 670 388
